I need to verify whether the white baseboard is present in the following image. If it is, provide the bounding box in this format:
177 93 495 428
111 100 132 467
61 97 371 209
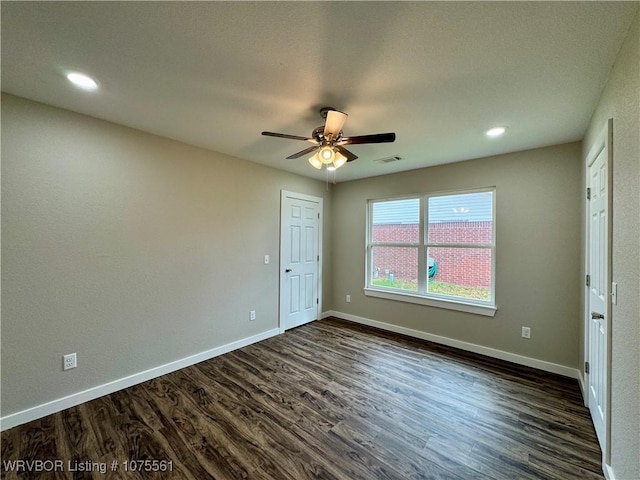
0 327 282 432
603 463 615 480
324 311 580 379
577 370 587 402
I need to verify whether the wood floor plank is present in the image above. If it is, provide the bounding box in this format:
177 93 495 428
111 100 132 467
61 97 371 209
209 351 338 433
191 359 367 480
175 366 312 480
329 418 469 480
142 375 255 479
1 317 603 479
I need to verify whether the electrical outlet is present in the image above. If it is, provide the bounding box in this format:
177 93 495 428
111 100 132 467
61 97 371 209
250 310 256 321
346 294 351 303
521 327 531 339
63 353 77 370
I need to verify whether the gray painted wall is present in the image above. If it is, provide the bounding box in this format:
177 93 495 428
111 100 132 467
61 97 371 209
582 9 640 479
331 142 582 368
1 93 332 416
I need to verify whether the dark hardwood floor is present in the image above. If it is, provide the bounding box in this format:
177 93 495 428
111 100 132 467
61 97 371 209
2 317 603 479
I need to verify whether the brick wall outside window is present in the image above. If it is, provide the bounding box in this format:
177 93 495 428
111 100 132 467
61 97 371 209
372 221 492 288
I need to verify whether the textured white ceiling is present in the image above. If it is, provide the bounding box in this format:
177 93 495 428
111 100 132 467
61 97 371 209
1 2 637 182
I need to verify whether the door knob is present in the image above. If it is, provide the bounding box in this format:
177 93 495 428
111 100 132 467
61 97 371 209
285 268 292 273
591 311 604 319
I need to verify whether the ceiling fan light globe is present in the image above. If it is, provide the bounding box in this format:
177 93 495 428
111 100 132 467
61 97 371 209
333 152 347 169
323 110 348 138
308 153 323 169
319 146 335 164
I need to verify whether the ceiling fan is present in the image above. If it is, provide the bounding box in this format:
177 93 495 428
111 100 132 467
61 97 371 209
262 107 396 170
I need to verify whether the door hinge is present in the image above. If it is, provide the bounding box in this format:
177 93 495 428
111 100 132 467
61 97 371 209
586 187 591 200
317 255 319 262
586 274 590 287
318 213 320 219
585 361 589 374
317 298 319 305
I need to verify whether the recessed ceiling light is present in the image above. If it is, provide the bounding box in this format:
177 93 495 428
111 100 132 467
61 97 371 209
485 126 507 137
66 72 98 90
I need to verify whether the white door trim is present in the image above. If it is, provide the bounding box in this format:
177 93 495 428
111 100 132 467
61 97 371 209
583 118 613 467
279 190 323 332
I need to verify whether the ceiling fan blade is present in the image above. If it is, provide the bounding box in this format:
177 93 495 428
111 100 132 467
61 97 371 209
286 145 319 159
262 131 314 142
340 132 396 145
323 110 348 139
334 145 358 162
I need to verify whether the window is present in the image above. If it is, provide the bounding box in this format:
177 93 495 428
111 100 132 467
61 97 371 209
366 189 496 316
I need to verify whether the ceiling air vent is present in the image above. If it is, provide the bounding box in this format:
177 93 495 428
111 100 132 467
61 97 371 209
373 155 402 164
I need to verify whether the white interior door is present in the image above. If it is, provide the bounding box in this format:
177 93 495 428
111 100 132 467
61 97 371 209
280 191 322 331
585 119 612 462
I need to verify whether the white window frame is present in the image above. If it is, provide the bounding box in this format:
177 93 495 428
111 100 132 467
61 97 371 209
364 187 497 317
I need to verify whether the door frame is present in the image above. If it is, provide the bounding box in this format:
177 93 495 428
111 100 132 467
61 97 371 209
583 118 613 466
279 190 323 332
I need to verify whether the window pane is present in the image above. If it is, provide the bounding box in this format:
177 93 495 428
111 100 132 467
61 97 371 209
372 198 419 243
427 192 493 244
427 247 492 301
371 246 418 291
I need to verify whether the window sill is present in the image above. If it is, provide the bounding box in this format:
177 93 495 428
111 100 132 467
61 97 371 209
363 288 497 317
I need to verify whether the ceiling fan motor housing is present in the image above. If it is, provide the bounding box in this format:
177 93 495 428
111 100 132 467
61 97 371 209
312 126 342 144
319 106 337 119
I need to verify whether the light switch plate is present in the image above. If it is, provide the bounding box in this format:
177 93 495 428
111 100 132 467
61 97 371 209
611 282 617 305
264 255 270 265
